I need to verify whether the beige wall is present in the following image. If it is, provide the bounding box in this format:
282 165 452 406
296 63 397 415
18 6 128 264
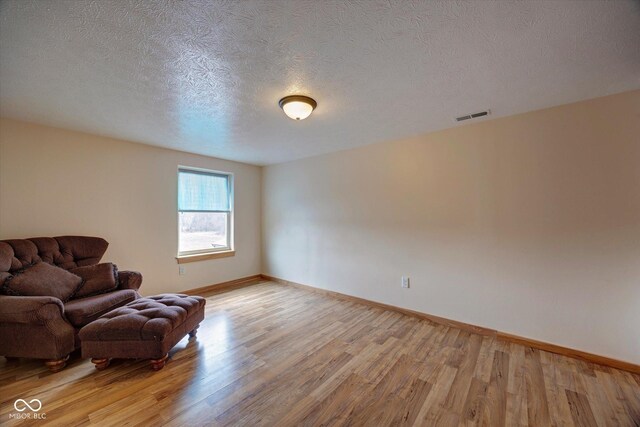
0 119 262 295
262 90 640 364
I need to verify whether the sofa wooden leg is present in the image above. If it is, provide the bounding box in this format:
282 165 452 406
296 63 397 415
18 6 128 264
188 326 199 338
150 354 168 371
91 358 110 371
44 355 69 373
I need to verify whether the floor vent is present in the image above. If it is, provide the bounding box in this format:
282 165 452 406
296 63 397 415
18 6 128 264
455 110 490 122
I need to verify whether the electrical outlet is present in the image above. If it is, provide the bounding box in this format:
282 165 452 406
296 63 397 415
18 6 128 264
401 276 410 288
179 266 186 276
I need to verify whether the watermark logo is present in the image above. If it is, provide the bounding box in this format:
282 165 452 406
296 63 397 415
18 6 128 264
9 398 46 420
14 399 42 412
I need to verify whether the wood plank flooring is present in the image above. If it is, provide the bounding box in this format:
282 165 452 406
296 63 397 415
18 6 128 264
1 281 639 426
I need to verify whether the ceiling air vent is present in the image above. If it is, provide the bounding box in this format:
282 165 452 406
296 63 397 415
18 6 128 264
455 110 491 122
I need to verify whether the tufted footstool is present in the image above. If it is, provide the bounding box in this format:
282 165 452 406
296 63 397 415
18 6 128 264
79 294 205 371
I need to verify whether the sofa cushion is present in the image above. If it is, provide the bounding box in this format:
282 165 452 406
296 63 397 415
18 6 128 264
30 236 108 270
0 242 13 272
1 240 42 272
71 263 119 298
1 262 83 302
63 289 138 327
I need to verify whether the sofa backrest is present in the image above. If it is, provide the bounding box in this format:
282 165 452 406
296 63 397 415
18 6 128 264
0 236 108 273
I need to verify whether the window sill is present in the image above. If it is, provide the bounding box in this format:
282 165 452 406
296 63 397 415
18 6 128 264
176 250 235 264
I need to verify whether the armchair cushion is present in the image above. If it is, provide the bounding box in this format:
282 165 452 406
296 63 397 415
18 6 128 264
63 289 138 327
71 263 118 298
1 262 83 302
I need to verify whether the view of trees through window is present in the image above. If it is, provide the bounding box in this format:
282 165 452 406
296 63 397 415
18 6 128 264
179 212 228 253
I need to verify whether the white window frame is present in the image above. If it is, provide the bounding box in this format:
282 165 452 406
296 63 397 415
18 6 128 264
177 166 234 257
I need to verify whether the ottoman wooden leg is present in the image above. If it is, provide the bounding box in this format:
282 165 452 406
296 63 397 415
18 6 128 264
189 326 199 338
91 358 110 371
150 354 168 371
44 354 69 373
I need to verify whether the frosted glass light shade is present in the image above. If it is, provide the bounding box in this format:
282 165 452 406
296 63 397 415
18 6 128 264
279 95 317 120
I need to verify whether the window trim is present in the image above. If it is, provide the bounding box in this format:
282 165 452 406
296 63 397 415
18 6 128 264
176 250 236 264
176 166 234 259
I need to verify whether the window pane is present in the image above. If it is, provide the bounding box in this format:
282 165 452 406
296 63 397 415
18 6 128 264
178 171 229 211
179 212 228 253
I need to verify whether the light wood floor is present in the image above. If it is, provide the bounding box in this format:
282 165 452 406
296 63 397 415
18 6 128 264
1 281 639 426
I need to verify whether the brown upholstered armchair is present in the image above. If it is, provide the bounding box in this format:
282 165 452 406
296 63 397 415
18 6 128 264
0 236 142 372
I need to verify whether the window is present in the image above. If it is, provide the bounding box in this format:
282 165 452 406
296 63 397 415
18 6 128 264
178 167 233 257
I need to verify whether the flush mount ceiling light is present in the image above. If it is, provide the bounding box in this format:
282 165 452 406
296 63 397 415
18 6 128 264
278 95 317 121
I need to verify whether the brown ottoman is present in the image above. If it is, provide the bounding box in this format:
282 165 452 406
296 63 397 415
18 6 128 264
79 294 205 370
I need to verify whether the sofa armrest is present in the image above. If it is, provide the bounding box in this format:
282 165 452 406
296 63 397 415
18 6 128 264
0 295 65 324
118 270 143 291
0 294 76 360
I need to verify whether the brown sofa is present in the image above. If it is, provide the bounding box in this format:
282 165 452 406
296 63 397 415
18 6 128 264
0 236 142 372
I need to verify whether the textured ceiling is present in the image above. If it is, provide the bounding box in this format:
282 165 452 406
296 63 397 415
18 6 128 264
1 1 639 165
